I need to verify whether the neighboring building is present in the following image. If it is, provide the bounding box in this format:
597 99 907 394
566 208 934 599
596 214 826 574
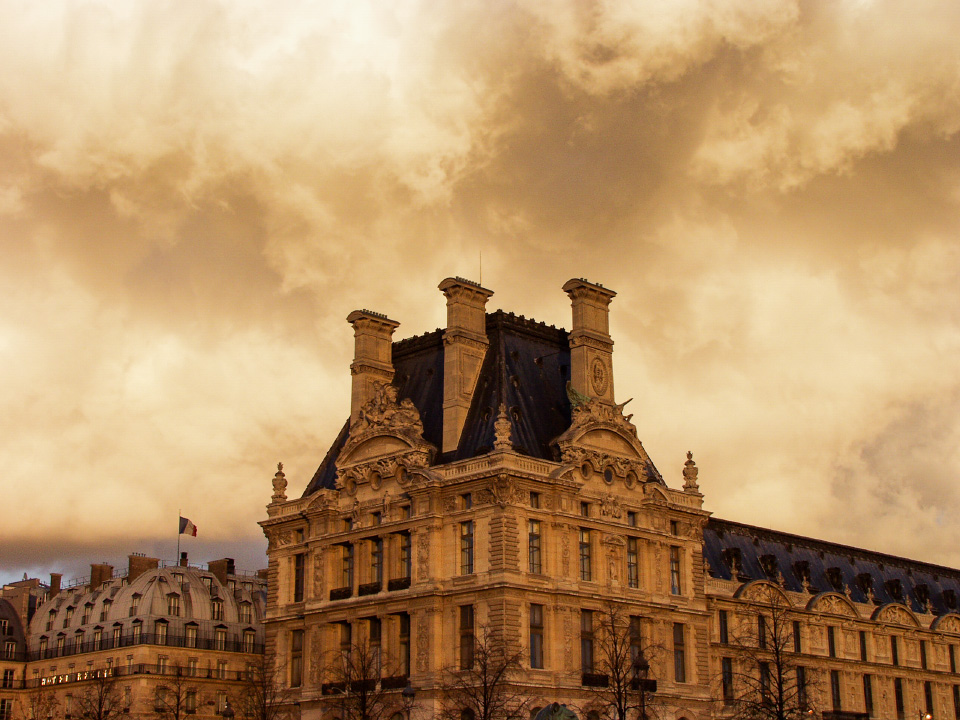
0 599 28 720
4 554 266 719
263 276 960 720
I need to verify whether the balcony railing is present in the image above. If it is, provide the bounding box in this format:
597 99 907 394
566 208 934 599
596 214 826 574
581 672 609 687
12 663 257 690
28 632 263 662
358 582 382 596
387 578 410 592
329 587 352 601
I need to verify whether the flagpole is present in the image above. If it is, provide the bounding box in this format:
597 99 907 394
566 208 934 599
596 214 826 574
177 508 181 563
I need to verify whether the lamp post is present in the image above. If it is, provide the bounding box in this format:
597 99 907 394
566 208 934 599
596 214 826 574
402 684 417 720
222 699 235 719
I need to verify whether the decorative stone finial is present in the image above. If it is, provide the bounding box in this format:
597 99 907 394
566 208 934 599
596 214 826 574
493 403 513 451
682 451 700 493
271 462 287 503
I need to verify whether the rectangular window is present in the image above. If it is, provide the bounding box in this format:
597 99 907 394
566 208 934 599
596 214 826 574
157 655 168 674
530 492 540 509
579 529 592 581
112 627 121 647
156 622 167 645
240 603 253 624
93 628 102 651
461 493 472 510
215 628 226 651
529 520 542 574
294 553 305 602
243 630 256 653
372 511 381 525
217 659 227 680
460 606 474 670
719 610 729 644
100 601 111 621
797 667 808 709
864 674 874 717
673 623 686 683
629 616 643 663
670 546 682 595
828 626 836 657
722 657 734 703
371 538 384 584
530 604 544 669
1 670 13 689
399 613 410 676
952 645 957 674
627 537 639 588
0 699 11 720
794 621 802 653
580 611 594 673
860 630 868 662
831 670 842 711
461 521 475 575
82 606 91 624
953 685 960 720
760 662 771 703
211 600 223 621
400 505 411 519
627 511 638 527
758 615 767 649
290 629 303 688
167 595 179 616
187 658 198 677
892 636 900 666
186 691 197 714
580 502 590 517
216 692 226 714
400 532 412 579
670 520 679 535
926 681 935 716
922 641 929 669
341 544 354 589
895 677 905 720
185 625 197 648
132 623 142 644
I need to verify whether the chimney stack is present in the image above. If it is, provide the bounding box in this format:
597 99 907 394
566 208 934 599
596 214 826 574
562 278 617 404
207 558 234 587
89 563 113 590
49 573 62 598
347 310 400 424
127 554 159 583
179 552 189 567
439 277 494 453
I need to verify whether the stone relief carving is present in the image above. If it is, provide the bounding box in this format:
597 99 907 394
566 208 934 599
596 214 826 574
600 493 622 518
267 529 293 550
309 629 323 686
607 547 620 584
271 462 287 503
561 529 570 576
654 543 663 592
816 594 857 617
312 551 324 599
443 496 457 513
682 451 699 494
417 532 430 581
879 605 917 627
352 382 423 436
564 610 574 671
480 474 520 507
416 614 429 672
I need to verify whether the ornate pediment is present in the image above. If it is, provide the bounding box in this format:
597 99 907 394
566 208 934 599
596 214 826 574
735 579 792 606
552 389 662 486
336 383 436 492
931 614 960 634
807 592 860 618
872 603 920 627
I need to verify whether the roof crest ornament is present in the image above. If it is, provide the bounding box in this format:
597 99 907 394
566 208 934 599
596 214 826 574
683 451 700 494
271 462 287 504
493 403 513 451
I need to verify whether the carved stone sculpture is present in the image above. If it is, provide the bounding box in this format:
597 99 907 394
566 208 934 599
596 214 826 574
493 403 513 450
271 462 287 503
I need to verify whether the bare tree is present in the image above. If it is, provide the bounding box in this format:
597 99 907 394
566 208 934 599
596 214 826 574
15 685 59 720
725 588 815 720
151 665 194 720
74 668 125 720
440 625 530 720
237 653 295 720
581 603 663 720
321 638 400 720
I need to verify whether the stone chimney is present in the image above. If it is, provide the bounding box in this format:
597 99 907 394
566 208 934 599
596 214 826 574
127 554 159 583
89 563 113 590
208 558 235 586
49 573 62 598
347 310 401 424
439 277 494 453
562 278 617 404
179 552 189 567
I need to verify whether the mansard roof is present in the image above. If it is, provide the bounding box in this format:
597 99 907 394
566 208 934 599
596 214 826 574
705 517 960 615
304 310 584 495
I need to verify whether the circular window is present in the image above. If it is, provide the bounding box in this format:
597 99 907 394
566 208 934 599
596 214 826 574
580 462 593 479
603 468 614 484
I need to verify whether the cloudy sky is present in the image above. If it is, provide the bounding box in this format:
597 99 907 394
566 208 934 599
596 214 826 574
2 0 959 585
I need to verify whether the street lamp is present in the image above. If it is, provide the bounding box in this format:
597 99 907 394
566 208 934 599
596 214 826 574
402 684 417 720
222 699 235 719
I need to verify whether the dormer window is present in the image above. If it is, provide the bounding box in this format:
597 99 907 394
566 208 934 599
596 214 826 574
759 554 779 580
132 620 142 643
201 576 213 592
81 604 93 624
155 620 168 645
46 611 55 632
211 599 224 621
185 623 198 648
129 594 140 617
239 602 253 624
722 548 743 578
166 594 180 616
945 590 957 609
885 579 904 603
826 567 844 593
214 626 226 651
100 599 112 621
172 573 183 584
63 607 74 628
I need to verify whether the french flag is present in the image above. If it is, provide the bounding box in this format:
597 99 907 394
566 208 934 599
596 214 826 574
179 516 198 537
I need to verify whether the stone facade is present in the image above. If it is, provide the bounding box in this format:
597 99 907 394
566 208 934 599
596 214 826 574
263 277 960 720
0 554 266 720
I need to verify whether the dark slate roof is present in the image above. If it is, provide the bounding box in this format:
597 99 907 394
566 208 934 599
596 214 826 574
303 311 578 496
705 518 960 615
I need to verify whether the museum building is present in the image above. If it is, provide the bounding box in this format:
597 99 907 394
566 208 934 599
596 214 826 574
262 277 960 720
